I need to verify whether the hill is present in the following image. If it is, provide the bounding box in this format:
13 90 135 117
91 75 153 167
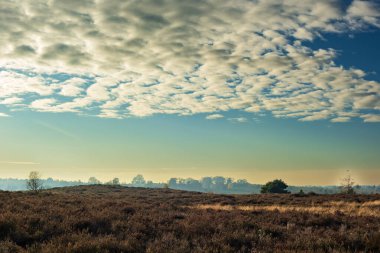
0 185 380 252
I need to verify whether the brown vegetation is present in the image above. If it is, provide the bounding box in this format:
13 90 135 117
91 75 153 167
0 185 379 252
194 200 380 218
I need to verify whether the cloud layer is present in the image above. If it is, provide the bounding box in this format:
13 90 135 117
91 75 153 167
0 0 379 122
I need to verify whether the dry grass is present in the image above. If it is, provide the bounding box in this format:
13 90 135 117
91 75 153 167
0 185 379 252
194 200 380 217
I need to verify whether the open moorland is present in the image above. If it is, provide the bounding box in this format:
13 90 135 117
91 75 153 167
0 185 380 253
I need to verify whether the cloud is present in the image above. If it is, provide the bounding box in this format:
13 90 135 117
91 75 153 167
0 0 379 122
0 161 39 165
98 109 123 119
206 114 224 120
30 98 58 112
0 112 10 117
361 114 380 122
0 71 54 98
229 117 248 123
0 97 23 105
347 0 380 28
59 78 87 97
331 117 351 123
299 110 332 122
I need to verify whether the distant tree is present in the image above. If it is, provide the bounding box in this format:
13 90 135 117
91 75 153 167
226 178 233 185
177 178 186 185
184 178 202 191
26 171 43 193
340 172 355 194
201 177 212 191
145 180 155 187
212 176 226 186
168 178 177 188
261 179 289 194
236 179 248 184
131 175 146 186
44 177 55 189
212 176 227 192
231 179 251 193
88 177 101 185
112 178 120 185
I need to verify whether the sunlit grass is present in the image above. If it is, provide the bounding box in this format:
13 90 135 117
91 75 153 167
193 200 380 217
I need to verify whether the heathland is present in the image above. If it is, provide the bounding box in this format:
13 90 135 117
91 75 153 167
0 185 379 252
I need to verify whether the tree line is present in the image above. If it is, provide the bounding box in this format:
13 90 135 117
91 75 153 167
20 171 369 195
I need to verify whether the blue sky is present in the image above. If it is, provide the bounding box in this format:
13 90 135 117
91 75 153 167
0 0 379 185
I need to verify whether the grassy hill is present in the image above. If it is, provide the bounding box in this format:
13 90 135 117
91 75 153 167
0 185 379 252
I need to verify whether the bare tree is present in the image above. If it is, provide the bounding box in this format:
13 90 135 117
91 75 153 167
26 171 43 193
340 171 355 194
112 178 120 185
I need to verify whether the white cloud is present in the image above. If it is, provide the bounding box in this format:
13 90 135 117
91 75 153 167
361 114 380 122
331 117 351 123
229 117 248 123
0 97 23 105
0 71 54 97
30 98 57 112
59 78 87 97
0 112 10 117
206 114 224 120
299 110 332 122
98 109 123 119
347 0 380 28
0 0 378 122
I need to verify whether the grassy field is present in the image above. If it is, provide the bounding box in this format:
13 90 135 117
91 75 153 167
0 185 379 253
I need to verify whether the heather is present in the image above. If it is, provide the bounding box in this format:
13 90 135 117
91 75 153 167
0 185 379 253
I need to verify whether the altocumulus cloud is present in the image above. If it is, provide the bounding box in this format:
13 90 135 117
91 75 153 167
0 0 379 122
206 114 224 120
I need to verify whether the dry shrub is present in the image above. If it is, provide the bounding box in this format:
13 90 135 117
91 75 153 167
194 199 380 218
0 186 379 252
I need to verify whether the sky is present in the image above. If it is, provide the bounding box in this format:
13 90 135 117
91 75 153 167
0 0 380 185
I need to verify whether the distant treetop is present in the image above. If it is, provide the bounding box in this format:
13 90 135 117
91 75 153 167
261 179 289 194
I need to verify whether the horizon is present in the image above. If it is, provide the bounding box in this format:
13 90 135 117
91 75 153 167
0 170 378 187
1 0 380 186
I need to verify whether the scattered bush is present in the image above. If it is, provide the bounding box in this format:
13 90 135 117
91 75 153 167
261 179 289 194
